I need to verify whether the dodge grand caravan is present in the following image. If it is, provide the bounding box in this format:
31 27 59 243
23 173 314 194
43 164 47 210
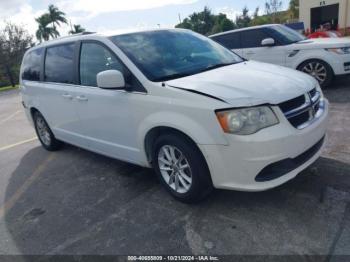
20 29 329 203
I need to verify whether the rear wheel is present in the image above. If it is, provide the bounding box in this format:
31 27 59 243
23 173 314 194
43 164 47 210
298 60 333 88
152 133 213 203
33 111 63 151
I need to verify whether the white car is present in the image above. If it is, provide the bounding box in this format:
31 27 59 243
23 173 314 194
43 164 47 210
210 24 350 87
20 29 329 203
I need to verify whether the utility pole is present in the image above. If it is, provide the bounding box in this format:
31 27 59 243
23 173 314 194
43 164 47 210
178 13 182 23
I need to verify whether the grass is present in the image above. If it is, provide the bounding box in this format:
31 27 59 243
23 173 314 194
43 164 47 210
0 85 19 92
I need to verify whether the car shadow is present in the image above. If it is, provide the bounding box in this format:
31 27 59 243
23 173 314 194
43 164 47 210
3 144 350 255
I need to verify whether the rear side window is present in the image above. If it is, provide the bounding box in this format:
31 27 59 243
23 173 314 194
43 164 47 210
212 33 241 49
45 43 75 84
241 29 269 48
22 48 43 81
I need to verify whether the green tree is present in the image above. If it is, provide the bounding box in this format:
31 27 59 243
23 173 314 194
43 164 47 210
35 14 59 42
35 5 67 42
288 0 299 19
253 7 260 20
236 7 251 28
250 14 272 26
0 22 33 87
48 4 67 31
265 0 283 23
209 13 236 34
176 6 234 35
69 24 86 34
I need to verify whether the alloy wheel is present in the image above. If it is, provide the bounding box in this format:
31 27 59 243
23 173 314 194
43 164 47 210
36 116 51 146
301 61 327 84
158 145 192 194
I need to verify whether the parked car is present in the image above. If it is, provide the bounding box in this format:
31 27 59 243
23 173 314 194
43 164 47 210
308 31 342 39
20 29 328 203
210 24 350 87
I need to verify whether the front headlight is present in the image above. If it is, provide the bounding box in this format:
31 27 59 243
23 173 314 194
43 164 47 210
216 106 279 135
326 47 350 55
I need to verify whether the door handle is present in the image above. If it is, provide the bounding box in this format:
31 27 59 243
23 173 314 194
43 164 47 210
76 95 88 102
62 93 73 99
246 51 255 55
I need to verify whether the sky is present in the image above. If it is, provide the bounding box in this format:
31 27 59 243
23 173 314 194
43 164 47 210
0 0 288 37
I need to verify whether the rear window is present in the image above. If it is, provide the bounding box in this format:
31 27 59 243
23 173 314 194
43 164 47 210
22 48 43 81
45 43 75 84
212 33 241 49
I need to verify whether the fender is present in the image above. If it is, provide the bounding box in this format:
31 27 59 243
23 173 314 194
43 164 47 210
289 49 335 70
137 110 229 164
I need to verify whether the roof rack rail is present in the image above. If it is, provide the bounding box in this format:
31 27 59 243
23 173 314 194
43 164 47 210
49 32 97 41
81 31 96 35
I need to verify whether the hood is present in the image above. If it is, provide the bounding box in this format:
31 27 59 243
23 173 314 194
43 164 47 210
166 61 317 107
291 37 350 49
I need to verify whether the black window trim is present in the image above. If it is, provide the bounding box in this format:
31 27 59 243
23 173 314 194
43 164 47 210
43 41 78 85
21 47 45 82
240 28 284 48
40 47 46 82
212 31 242 50
261 28 285 46
77 39 147 93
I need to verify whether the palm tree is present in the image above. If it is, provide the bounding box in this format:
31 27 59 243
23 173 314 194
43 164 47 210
35 14 59 42
48 4 67 31
69 24 86 35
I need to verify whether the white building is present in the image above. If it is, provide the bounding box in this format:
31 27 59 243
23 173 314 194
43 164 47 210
299 0 350 33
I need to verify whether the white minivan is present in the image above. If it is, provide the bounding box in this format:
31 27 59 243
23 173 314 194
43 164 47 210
20 29 329 202
210 24 350 87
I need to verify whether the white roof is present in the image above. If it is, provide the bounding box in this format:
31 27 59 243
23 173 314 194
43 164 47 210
210 24 280 37
30 28 187 50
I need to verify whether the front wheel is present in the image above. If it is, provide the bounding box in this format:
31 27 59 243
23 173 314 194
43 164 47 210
298 60 333 88
152 133 213 203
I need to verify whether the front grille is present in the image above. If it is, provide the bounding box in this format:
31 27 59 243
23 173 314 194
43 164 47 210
279 95 305 113
309 88 316 97
279 88 323 129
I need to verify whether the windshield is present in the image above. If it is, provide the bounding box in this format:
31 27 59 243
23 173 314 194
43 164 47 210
110 30 243 82
266 25 307 44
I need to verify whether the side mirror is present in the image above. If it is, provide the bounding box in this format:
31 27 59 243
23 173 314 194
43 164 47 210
261 38 275 47
97 70 125 89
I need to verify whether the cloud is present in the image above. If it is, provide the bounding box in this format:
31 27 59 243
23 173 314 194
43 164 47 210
0 0 23 14
58 0 198 18
215 6 264 21
0 0 199 39
96 22 177 36
0 3 46 38
215 7 241 21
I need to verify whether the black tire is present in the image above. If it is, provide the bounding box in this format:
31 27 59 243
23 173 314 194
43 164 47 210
297 59 334 88
152 133 213 203
33 111 63 151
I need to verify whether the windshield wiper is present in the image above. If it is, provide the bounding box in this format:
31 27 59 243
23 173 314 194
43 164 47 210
199 62 237 73
153 72 194 82
154 62 238 82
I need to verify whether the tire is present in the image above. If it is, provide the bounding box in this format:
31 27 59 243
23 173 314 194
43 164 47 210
152 133 213 203
33 111 63 151
297 59 333 88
